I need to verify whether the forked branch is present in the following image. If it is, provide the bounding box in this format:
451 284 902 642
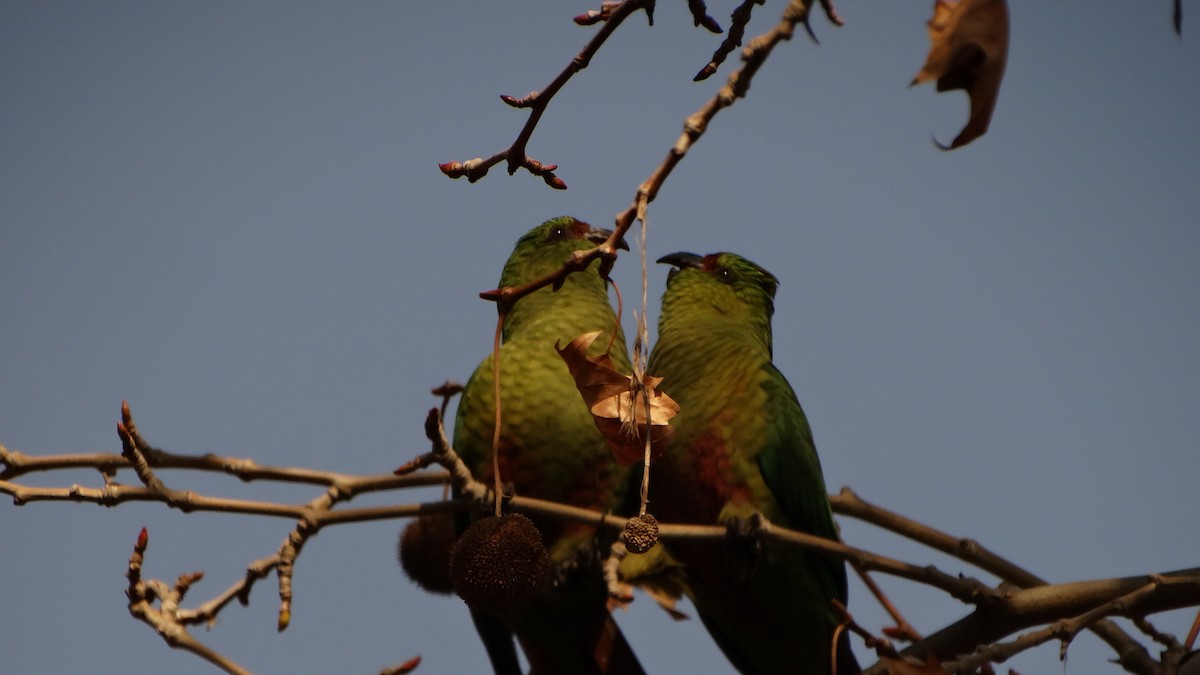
438 0 651 189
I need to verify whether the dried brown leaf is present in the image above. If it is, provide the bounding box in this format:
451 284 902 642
912 0 1010 149
557 331 679 465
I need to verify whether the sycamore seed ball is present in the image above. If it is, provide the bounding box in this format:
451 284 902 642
398 512 456 595
622 513 659 554
449 513 550 616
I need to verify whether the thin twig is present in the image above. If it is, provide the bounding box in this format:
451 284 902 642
431 380 464 422
438 0 650 188
694 0 761 82
477 239 623 310
1 441 446 490
612 0 829 237
832 487 1038 586
850 559 923 643
1186 608 1200 651
418 407 490 504
604 540 633 602
126 529 253 675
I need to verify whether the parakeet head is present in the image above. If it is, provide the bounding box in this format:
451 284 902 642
658 251 778 320
498 216 620 289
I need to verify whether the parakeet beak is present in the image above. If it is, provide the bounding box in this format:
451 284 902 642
658 252 704 284
656 252 705 270
588 227 630 251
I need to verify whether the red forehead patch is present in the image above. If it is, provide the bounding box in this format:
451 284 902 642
569 218 591 239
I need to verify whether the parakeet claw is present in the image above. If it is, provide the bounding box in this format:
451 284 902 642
548 538 605 592
723 513 765 582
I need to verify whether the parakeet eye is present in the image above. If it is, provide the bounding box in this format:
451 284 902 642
716 267 734 283
547 226 568 241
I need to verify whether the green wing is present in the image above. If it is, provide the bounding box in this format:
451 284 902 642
755 362 849 606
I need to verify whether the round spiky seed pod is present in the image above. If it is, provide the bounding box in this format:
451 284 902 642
397 513 456 595
622 513 659 554
449 513 550 616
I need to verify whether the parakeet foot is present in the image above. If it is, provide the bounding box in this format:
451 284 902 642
549 537 605 593
723 512 766 582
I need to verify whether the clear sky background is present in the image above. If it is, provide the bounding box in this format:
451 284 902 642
2 2 1197 674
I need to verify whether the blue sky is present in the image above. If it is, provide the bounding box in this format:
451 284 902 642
2 2 1197 673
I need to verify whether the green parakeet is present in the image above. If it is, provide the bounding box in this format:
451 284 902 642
645 251 859 675
452 216 643 675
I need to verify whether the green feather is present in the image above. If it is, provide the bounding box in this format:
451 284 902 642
647 252 858 675
452 216 642 675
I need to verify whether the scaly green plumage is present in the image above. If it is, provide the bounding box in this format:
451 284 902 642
647 252 858 675
453 216 642 675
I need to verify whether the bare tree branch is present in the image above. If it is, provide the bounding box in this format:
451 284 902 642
685 0 724 36
861 571 1200 675
946 576 1187 672
469 1 848 318
5 402 1197 675
694 0 763 81
832 487 1167 675
442 0 854 325
475 236 627 313
0 442 447 492
126 528 253 675
612 0 833 237
437 0 650 188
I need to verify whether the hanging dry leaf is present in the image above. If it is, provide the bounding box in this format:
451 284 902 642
557 331 679 466
912 0 1010 149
